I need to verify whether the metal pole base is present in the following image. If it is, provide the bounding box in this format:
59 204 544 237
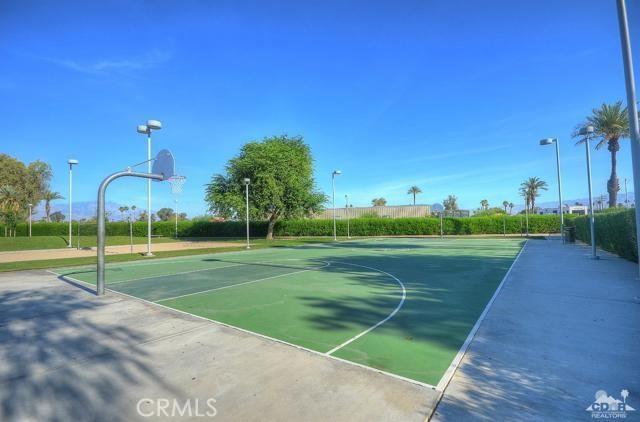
144 252 155 257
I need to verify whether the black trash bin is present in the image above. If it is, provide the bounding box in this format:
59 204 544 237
564 226 576 243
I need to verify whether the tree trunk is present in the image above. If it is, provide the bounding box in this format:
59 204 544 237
413 194 416 205
45 201 51 222
607 138 620 208
266 214 277 240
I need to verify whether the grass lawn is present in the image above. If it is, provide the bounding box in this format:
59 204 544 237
0 235 181 252
0 238 336 272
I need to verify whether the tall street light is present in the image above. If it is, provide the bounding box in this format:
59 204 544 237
332 170 341 241
244 178 251 249
174 199 179 239
67 159 79 247
345 194 351 239
27 203 32 237
580 125 598 259
616 0 640 276
137 119 162 256
539 138 564 243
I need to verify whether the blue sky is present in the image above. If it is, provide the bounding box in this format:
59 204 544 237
1 0 638 217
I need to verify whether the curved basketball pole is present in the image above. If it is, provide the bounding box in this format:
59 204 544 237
97 170 164 295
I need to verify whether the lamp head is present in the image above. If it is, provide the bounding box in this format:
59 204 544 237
539 138 556 146
136 124 149 134
332 170 342 176
68 159 79 165
243 178 250 185
579 126 595 136
146 120 162 130
28 203 32 207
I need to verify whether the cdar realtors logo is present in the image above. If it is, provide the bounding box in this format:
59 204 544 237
586 390 635 418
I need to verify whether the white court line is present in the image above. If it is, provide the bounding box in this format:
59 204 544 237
325 262 406 355
155 261 331 303
435 240 528 392
83 275 437 390
106 263 246 285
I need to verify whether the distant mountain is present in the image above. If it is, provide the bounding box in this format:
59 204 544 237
33 201 144 221
511 192 635 213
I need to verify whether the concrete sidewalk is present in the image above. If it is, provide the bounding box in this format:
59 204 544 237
0 270 437 421
433 239 640 421
0 240 242 263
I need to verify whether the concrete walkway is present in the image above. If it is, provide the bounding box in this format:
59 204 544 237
433 239 640 421
0 240 242 263
0 270 437 421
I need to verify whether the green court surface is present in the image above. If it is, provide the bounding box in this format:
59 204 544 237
56 237 525 387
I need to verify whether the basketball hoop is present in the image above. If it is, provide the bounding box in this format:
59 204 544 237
168 175 186 195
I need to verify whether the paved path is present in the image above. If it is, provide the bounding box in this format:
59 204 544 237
0 241 242 263
433 239 640 421
0 270 437 421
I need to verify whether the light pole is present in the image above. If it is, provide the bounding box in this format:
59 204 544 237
332 170 341 241
174 199 179 239
580 125 598 259
67 159 79 247
624 178 629 206
345 194 351 239
137 120 162 256
616 0 640 276
27 203 32 237
244 178 250 249
540 138 564 242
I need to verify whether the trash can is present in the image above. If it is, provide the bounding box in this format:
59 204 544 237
564 226 576 243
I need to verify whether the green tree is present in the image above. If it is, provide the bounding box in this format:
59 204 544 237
205 135 326 239
480 199 489 210
520 177 548 212
43 190 64 222
157 207 175 221
574 102 630 208
50 211 65 222
371 198 387 206
0 185 22 235
443 195 458 211
407 186 422 205
508 202 514 214
502 200 509 213
0 154 52 206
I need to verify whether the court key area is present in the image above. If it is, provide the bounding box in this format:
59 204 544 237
56 237 525 387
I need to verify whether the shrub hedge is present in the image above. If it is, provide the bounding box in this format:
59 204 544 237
2 214 565 238
572 208 637 262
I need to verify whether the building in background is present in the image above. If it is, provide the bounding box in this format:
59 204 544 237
536 205 588 215
315 204 431 219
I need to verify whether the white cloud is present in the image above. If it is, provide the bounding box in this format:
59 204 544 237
43 48 172 75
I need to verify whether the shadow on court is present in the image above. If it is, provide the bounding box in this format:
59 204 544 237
0 279 177 421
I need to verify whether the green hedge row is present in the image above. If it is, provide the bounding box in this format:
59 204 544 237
275 215 564 236
1 214 565 239
572 208 637 262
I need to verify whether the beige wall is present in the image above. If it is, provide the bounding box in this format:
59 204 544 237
315 205 432 219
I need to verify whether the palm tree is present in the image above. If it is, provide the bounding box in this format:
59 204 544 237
480 199 489 210
508 202 514 214
131 205 137 221
574 102 630 208
520 177 548 212
371 198 387 207
118 206 129 221
502 201 509 213
407 186 422 205
443 195 458 211
42 190 63 222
